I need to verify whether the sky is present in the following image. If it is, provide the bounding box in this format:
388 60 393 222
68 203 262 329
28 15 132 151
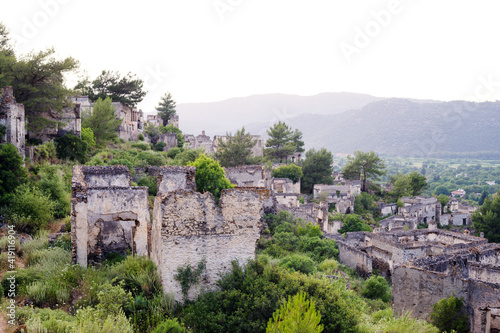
1 0 500 114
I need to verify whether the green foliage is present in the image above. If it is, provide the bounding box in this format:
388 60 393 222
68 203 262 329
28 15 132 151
144 124 184 148
338 214 372 233
167 147 182 159
0 142 27 205
174 258 206 301
361 275 391 303
272 164 303 183
390 171 428 198
155 141 167 151
55 133 88 163
358 309 439 333
343 151 386 192
8 184 55 233
171 148 204 166
21 308 76 333
265 121 304 162
152 318 187 333
131 142 151 150
188 154 234 202
74 306 133 333
437 194 450 214
301 148 334 193
182 260 364 333
81 127 96 148
479 190 488 205
471 192 500 243
354 192 378 216
279 254 316 275
156 92 177 125
138 133 145 141
82 97 123 145
430 293 468 333
36 164 71 218
1 46 78 134
97 281 134 316
433 185 450 196
77 70 146 107
318 259 339 275
266 291 323 333
34 141 57 162
214 127 257 167
137 175 158 196
0 124 6 137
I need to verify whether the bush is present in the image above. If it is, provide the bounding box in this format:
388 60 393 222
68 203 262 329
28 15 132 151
37 164 71 218
318 259 338 275
430 293 468 333
188 154 234 202
166 147 182 159
361 275 391 303
271 164 303 183
21 308 76 333
338 214 372 233
82 127 96 148
152 318 187 333
0 143 27 205
155 141 167 151
8 184 55 233
138 133 145 141
137 175 158 196
279 254 316 275
34 141 57 162
55 133 89 163
132 142 150 151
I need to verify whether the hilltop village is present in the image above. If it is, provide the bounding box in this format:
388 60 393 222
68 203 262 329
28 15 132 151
1 86 500 333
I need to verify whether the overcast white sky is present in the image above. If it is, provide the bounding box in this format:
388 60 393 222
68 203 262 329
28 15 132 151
1 0 500 113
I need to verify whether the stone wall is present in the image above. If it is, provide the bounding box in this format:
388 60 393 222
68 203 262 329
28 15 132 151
113 102 138 141
288 203 328 230
152 187 269 301
270 177 300 194
28 103 81 142
337 240 372 277
156 166 196 194
0 86 25 156
439 213 471 226
275 193 299 209
224 165 271 188
158 133 178 152
71 166 150 267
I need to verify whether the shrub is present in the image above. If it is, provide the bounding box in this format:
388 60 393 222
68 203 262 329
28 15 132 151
166 147 182 159
74 307 133 333
188 154 234 203
34 141 57 162
155 141 167 151
271 164 303 183
0 143 27 205
137 175 158 196
318 259 338 275
8 184 55 233
131 142 150 150
22 308 76 333
37 164 71 218
279 254 316 275
152 318 187 333
138 133 145 141
430 293 468 333
361 275 391 303
174 258 206 301
55 133 89 163
82 126 96 148
338 214 372 233
266 291 323 333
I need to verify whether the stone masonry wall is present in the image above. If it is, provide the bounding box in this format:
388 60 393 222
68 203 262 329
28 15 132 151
224 165 271 188
71 166 150 267
337 240 372 277
152 187 269 301
0 86 25 157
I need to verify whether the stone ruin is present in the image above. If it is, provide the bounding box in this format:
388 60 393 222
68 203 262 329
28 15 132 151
225 165 271 188
113 102 138 141
71 165 269 302
71 166 150 267
0 86 25 157
329 228 500 332
28 101 82 142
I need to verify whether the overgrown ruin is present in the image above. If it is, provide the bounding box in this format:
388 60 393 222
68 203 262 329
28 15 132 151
0 86 25 157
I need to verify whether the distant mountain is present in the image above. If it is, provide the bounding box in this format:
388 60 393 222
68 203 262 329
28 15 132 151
177 92 383 135
177 94 500 158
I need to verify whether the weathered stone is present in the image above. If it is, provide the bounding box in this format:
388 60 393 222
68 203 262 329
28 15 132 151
0 86 25 157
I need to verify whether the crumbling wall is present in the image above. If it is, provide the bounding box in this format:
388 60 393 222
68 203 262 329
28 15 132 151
275 193 299 209
157 165 196 194
71 166 150 267
224 165 270 188
337 240 372 277
289 203 328 230
113 102 138 141
152 187 269 301
271 178 300 194
440 213 471 226
0 86 25 156
158 133 178 152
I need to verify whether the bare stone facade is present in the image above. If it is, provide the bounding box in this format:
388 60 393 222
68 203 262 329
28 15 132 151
225 165 271 188
185 130 214 154
399 196 439 224
113 102 138 141
439 213 471 226
71 166 150 267
0 86 25 157
213 134 265 157
151 166 269 301
158 133 178 152
29 102 81 142
146 114 163 127
376 215 418 233
270 177 300 194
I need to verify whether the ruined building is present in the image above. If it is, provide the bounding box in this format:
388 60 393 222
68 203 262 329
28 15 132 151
398 196 439 224
71 166 150 267
0 86 25 157
71 165 269 302
184 131 214 154
112 102 138 141
329 228 500 332
213 134 265 157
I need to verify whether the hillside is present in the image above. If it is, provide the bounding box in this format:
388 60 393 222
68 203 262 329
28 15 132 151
179 94 500 158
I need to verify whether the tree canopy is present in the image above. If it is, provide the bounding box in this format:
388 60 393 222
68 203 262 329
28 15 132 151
390 171 428 198
338 214 372 233
343 151 386 192
301 148 334 194
155 92 177 126
272 164 303 184
82 97 122 145
214 127 257 167
76 70 146 107
0 143 28 205
472 192 500 243
188 154 234 202
265 122 304 162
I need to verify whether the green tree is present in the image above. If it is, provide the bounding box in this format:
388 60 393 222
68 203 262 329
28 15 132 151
0 143 27 205
81 127 96 149
188 154 234 202
478 190 488 206
76 70 146 107
301 148 334 194
82 97 122 145
265 122 304 162
434 185 450 196
338 214 372 233
391 172 428 198
54 133 88 163
430 294 468 333
272 164 303 183
361 275 391 302
437 194 449 214
472 192 500 243
266 291 324 333
155 92 177 126
408 171 428 196
214 127 256 167
343 151 386 192
1 46 78 134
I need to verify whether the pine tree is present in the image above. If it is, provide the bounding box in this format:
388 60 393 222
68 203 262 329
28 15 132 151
82 97 122 145
156 92 177 126
214 127 256 167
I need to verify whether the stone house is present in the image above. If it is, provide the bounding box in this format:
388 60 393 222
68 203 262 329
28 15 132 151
0 86 25 157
